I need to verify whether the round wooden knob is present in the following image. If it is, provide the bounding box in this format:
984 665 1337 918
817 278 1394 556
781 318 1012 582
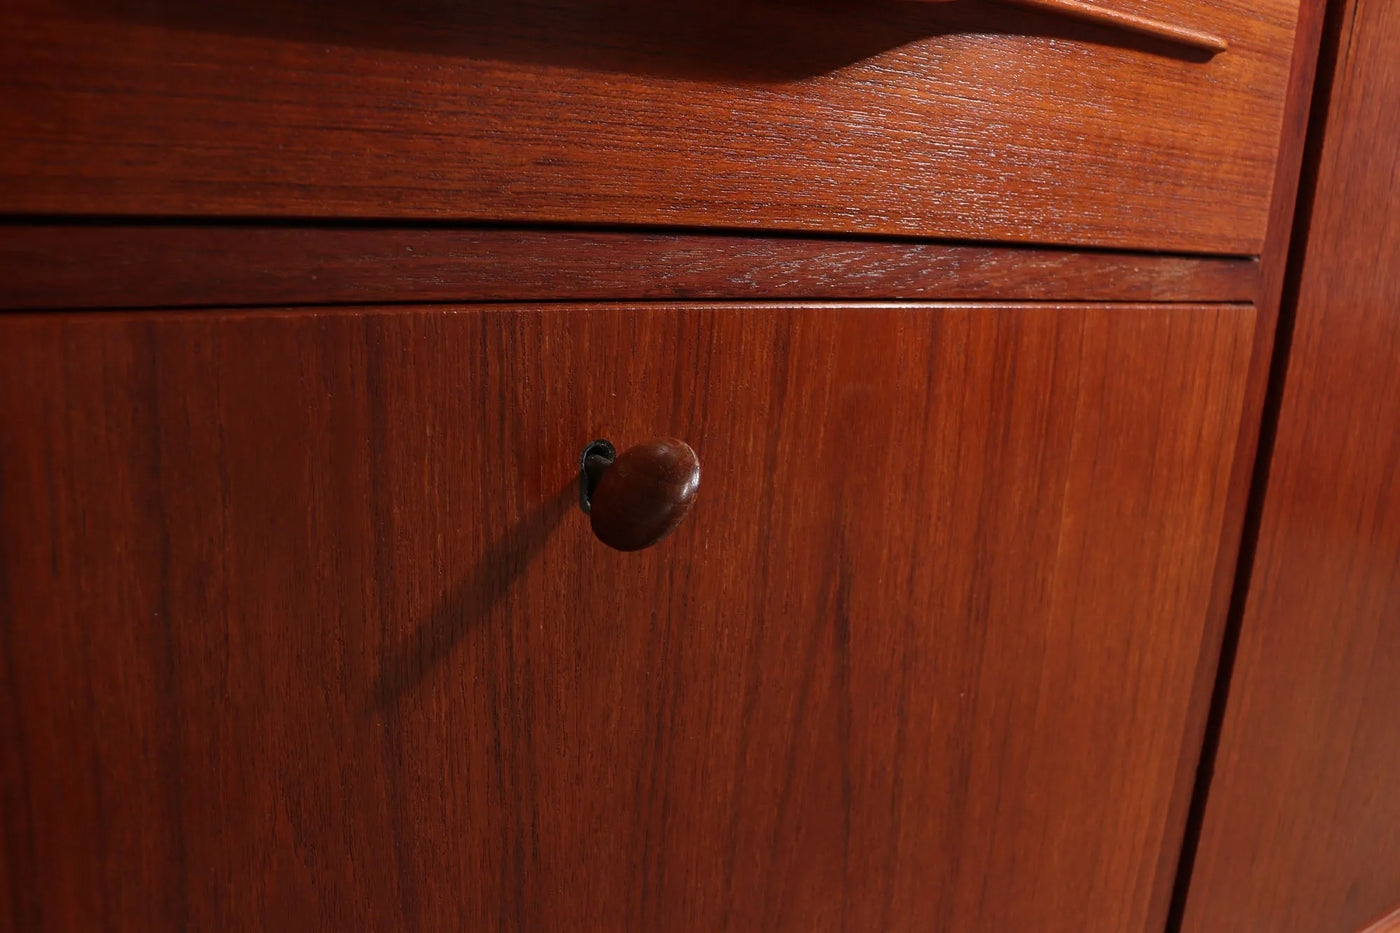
582 438 700 551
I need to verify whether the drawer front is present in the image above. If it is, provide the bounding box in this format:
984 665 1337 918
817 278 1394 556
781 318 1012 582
1 302 1252 931
0 0 1296 252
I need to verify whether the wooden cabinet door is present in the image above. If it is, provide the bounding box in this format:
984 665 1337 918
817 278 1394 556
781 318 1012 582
1180 0 1400 927
1 302 1252 931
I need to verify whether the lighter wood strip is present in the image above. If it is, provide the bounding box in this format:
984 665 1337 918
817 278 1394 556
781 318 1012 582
1362 907 1400 933
993 0 1228 51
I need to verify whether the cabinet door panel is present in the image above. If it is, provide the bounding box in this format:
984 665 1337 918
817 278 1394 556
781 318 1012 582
0 302 1253 931
1181 0 1400 926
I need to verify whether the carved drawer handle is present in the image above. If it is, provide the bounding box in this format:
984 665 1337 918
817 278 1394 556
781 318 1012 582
987 0 1227 52
579 438 701 551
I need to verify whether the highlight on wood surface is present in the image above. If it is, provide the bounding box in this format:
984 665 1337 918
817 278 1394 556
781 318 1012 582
990 0 1227 52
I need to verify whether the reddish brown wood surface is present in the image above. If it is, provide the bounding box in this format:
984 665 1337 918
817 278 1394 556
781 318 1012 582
0 0 1296 252
1 301 1253 931
1180 0 1400 928
0 225 1260 311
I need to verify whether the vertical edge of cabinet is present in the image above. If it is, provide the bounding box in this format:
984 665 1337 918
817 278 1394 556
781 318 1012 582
1145 0 1334 927
1178 0 1400 926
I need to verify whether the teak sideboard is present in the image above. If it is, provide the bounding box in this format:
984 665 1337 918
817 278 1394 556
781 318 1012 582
2 0 1397 929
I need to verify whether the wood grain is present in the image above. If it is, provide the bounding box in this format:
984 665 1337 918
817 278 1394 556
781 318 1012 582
0 225 1260 311
1145 0 1331 924
1180 0 1400 927
0 0 1297 252
1 301 1254 931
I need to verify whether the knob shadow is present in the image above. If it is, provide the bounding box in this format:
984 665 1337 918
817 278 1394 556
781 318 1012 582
368 481 574 712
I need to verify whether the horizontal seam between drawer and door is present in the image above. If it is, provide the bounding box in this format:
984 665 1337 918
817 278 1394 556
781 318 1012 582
0 301 1259 321
0 215 1267 261
0 221 1262 313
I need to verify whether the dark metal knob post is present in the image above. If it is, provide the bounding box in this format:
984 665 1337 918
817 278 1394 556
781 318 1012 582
579 438 700 551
